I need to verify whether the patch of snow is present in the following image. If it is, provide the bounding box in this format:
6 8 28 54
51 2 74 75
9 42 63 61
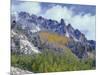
30 25 41 33
65 31 69 37
11 30 17 37
73 37 79 42
20 39 40 53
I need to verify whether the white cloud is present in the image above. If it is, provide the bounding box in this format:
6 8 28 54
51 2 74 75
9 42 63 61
42 5 73 22
70 14 96 40
11 2 96 40
12 2 41 15
42 5 96 40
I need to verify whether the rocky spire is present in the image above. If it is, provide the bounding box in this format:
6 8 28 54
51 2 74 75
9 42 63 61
60 18 65 25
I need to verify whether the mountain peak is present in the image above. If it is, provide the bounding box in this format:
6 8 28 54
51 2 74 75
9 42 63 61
67 23 72 28
60 18 65 25
18 12 30 19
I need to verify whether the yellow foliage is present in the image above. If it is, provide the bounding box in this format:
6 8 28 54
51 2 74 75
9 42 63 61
39 31 69 46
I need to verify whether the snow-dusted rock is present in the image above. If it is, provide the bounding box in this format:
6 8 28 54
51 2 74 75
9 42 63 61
11 67 33 75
